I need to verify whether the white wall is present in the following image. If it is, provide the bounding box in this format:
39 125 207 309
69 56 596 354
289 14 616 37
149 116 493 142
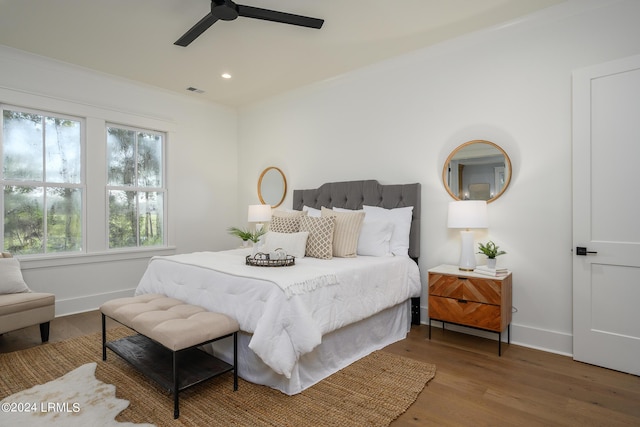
0 46 239 315
237 0 640 355
3 0 638 355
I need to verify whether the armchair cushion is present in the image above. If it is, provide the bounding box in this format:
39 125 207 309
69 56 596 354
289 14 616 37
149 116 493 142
0 292 55 337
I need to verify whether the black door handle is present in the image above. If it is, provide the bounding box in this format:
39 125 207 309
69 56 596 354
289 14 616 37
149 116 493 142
576 246 597 256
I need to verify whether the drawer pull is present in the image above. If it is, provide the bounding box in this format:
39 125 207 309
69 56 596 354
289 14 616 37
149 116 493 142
457 277 468 280
457 299 467 303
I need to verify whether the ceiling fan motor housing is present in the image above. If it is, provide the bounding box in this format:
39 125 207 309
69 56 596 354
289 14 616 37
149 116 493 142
212 0 239 21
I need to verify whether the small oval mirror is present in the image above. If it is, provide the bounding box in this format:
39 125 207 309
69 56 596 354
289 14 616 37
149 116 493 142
258 166 287 208
443 140 511 203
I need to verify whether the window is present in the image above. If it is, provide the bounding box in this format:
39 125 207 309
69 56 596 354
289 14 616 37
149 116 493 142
1 105 169 258
1 106 83 255
107 125 165 249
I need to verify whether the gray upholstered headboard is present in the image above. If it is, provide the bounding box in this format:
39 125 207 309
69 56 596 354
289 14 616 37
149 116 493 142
292 180 421 260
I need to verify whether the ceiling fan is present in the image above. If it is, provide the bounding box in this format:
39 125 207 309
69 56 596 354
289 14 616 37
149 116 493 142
175 0 324 47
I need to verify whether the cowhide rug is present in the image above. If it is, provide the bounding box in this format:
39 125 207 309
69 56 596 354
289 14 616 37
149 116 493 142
0 362 154 426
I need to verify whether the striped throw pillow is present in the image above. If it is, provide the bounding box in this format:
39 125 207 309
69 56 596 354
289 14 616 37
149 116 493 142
321 207 365 257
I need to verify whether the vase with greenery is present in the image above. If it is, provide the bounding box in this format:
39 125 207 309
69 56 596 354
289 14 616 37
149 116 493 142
228 227 266 245
477 241 506 268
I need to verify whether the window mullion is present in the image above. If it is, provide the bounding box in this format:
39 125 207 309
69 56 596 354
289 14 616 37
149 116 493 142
41 115 47 253
41 115 46 183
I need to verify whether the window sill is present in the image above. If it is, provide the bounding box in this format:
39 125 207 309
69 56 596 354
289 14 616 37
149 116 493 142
18 246 177 270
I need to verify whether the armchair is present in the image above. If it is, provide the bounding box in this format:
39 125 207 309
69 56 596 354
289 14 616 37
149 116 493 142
0 253 55 342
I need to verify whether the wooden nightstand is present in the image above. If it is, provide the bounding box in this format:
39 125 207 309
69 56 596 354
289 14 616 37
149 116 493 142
428 264 512 356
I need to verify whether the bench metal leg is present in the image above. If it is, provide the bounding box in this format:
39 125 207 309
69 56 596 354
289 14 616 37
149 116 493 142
233 332 238 391
102 313 107 361
173 351 180 419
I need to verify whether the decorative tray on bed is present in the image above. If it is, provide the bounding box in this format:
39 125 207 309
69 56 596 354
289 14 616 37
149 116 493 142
246 253 295 267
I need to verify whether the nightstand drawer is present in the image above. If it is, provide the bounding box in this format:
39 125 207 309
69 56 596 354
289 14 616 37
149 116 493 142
429 273 502 305
428 295 502 331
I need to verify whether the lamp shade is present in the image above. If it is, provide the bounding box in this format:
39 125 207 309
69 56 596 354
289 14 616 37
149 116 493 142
248 204 272 223
447 201 488 229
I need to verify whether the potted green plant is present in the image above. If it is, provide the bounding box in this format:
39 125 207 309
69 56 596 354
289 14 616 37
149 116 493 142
228 227 266 246
477 241 506 268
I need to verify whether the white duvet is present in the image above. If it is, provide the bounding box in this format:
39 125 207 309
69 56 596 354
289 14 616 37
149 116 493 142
134 249 421 379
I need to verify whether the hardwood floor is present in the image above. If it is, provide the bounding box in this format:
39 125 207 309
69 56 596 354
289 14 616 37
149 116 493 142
388 327 640 426
2 312 639 426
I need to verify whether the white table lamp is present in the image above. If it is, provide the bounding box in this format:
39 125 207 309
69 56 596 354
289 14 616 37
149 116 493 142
248 204 272 231
448 200 488 271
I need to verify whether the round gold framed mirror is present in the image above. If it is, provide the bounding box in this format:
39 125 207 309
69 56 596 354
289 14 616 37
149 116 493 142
443 140 512 203
258 166 287 208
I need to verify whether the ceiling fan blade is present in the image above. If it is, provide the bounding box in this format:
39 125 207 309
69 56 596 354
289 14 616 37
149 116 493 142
174 13 219 47
237 5 323 29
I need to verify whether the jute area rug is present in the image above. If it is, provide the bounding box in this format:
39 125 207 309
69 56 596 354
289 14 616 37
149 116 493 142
0 328 436 427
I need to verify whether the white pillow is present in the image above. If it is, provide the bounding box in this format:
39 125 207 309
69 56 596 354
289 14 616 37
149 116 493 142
362 205 413 257
333 208 393 256
302 205 322 217
0 258 30 294
262 231 309 259
357 219 394 256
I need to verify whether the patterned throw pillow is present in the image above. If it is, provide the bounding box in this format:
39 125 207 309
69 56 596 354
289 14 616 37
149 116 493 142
299 216 335 259
269 210 307 233
272 210 307 218
321 207 365 257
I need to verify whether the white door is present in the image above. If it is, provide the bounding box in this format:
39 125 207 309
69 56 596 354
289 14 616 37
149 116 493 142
572 54 640 375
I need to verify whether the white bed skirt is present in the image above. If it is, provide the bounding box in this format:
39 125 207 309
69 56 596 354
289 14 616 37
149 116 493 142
204 300 412 395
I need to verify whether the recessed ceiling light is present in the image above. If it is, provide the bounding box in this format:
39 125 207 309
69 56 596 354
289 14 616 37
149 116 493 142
221 73 232 79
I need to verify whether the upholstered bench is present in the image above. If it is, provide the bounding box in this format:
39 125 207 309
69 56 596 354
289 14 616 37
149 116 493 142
100 294 239 419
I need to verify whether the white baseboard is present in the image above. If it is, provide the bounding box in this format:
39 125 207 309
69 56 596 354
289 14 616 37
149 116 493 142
419 307 573 357
54 288 137 317
510 323 572 357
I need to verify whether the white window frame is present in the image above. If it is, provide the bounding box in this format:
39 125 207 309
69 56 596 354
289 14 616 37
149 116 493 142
105 123 167 251
0 104 87 256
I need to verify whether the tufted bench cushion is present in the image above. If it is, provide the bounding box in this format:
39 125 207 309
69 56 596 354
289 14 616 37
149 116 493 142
100 294 239 351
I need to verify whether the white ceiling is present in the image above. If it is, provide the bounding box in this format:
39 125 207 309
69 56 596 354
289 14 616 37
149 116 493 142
0 0 565 108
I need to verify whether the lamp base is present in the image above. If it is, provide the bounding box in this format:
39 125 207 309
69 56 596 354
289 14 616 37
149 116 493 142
458 230 477 271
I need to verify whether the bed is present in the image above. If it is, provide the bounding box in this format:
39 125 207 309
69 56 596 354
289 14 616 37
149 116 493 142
134 180 421 395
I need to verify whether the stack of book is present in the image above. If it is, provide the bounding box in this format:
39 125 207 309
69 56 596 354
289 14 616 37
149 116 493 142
474 265 509 277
